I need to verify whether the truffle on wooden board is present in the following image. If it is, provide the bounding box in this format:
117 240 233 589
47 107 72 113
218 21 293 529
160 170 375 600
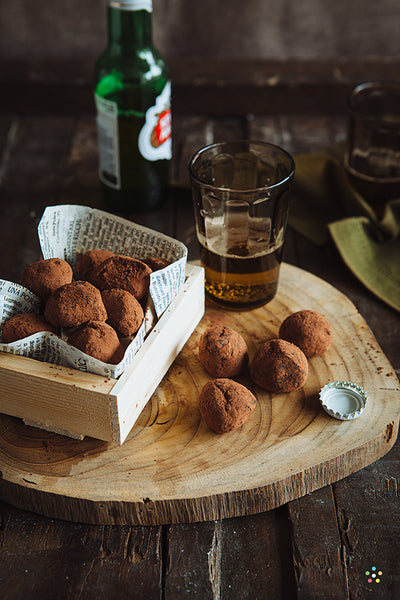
199 378 257 434
2 312 58 343
21 258 73 302
198 325 248 378
279 309 332 358
101 289 144 337
75 249 115 282
250 338 308 393
44 281 108 328
91 255 152 300
68 320 124 364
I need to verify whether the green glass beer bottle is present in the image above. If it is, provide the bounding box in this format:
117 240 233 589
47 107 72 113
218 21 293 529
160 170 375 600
94 0 171 213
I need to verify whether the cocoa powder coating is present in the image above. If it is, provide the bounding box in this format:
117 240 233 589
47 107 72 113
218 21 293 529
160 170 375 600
250 338 308 393
2 312 58 343
44 281 108 328
142 256 170 271
75 249 115 282
279 309 332 357
199 378 257 434
101 288 144 336
198 325 248 378
91 255 152 300
21 258 73 302
68 320 124 364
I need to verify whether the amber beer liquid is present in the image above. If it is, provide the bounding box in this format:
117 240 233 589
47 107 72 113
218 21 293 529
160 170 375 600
200 240 283 310
189 141 295 311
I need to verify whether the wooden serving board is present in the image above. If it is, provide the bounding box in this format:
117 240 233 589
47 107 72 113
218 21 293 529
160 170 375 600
0 263 399 525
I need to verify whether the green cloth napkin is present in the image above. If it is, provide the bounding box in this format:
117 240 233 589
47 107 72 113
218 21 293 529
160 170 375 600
289 147 400 312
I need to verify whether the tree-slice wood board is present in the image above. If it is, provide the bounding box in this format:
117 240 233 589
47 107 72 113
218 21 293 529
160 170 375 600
0 263 399 525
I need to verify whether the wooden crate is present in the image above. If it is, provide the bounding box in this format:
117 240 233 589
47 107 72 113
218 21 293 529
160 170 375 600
0 264 204 445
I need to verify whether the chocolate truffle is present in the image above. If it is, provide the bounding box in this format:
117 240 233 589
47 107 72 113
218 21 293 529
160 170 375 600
75 249 115 282
2 312 58 343
199 325 248 378
199 378 257 434
68 321 124 364
142 256 170 271
44 281 107 328
21 258 73 302
101 288 144 336
91 255 152 300
250 338 308 393
279 309 332 358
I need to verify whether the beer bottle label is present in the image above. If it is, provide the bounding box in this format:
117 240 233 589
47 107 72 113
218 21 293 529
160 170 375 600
138 81 172 161
95 94 121 189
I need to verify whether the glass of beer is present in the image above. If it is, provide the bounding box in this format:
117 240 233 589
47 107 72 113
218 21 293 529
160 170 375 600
189 140 295 310
345 82 400 207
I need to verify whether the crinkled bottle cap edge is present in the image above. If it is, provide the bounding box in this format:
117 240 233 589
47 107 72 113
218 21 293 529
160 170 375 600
319 380 368 421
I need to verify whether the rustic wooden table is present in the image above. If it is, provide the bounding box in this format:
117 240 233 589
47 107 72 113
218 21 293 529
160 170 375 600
0 92 399 599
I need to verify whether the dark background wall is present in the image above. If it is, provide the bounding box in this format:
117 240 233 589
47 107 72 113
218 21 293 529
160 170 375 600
1 1 399 68
0 0 398 114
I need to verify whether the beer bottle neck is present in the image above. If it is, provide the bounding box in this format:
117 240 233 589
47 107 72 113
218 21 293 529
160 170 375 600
107 4 153 52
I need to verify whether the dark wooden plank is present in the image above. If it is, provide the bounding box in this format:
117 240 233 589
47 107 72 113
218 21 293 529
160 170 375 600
333 439 400 599
57 116 99 207
218 511 297 599
248 114 347 156
288 488 348 599
164 511 297 600
164 521 217 599
170 115 210 188
0 115 76 282
0 503 163 600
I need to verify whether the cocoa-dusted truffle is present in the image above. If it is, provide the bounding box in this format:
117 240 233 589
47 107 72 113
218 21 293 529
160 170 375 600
91 255 152 300
198 325 248 378
142 256 170 271
279 309 332 358
21 258 73 302
250 338 308 393
2 312 58 343
68 321 124 364
75 249 115 282
44 281 107 328
101 288 144 336
199 378 257 434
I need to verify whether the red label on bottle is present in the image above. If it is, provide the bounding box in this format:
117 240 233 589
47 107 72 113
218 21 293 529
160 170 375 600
151 109 171 148
139 81 172 161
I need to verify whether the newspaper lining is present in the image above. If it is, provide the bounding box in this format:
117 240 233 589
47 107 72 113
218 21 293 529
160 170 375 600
0 205 187 378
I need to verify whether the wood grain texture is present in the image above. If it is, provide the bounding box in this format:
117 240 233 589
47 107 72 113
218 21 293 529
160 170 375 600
288 488 348 599
0 263 398 526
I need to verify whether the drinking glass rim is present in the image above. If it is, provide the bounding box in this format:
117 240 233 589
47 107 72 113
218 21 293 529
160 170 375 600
188 140 296 193
348 81 400 123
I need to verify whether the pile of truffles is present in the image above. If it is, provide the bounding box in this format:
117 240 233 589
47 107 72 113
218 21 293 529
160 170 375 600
197 309 332 434
2 250 170 364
